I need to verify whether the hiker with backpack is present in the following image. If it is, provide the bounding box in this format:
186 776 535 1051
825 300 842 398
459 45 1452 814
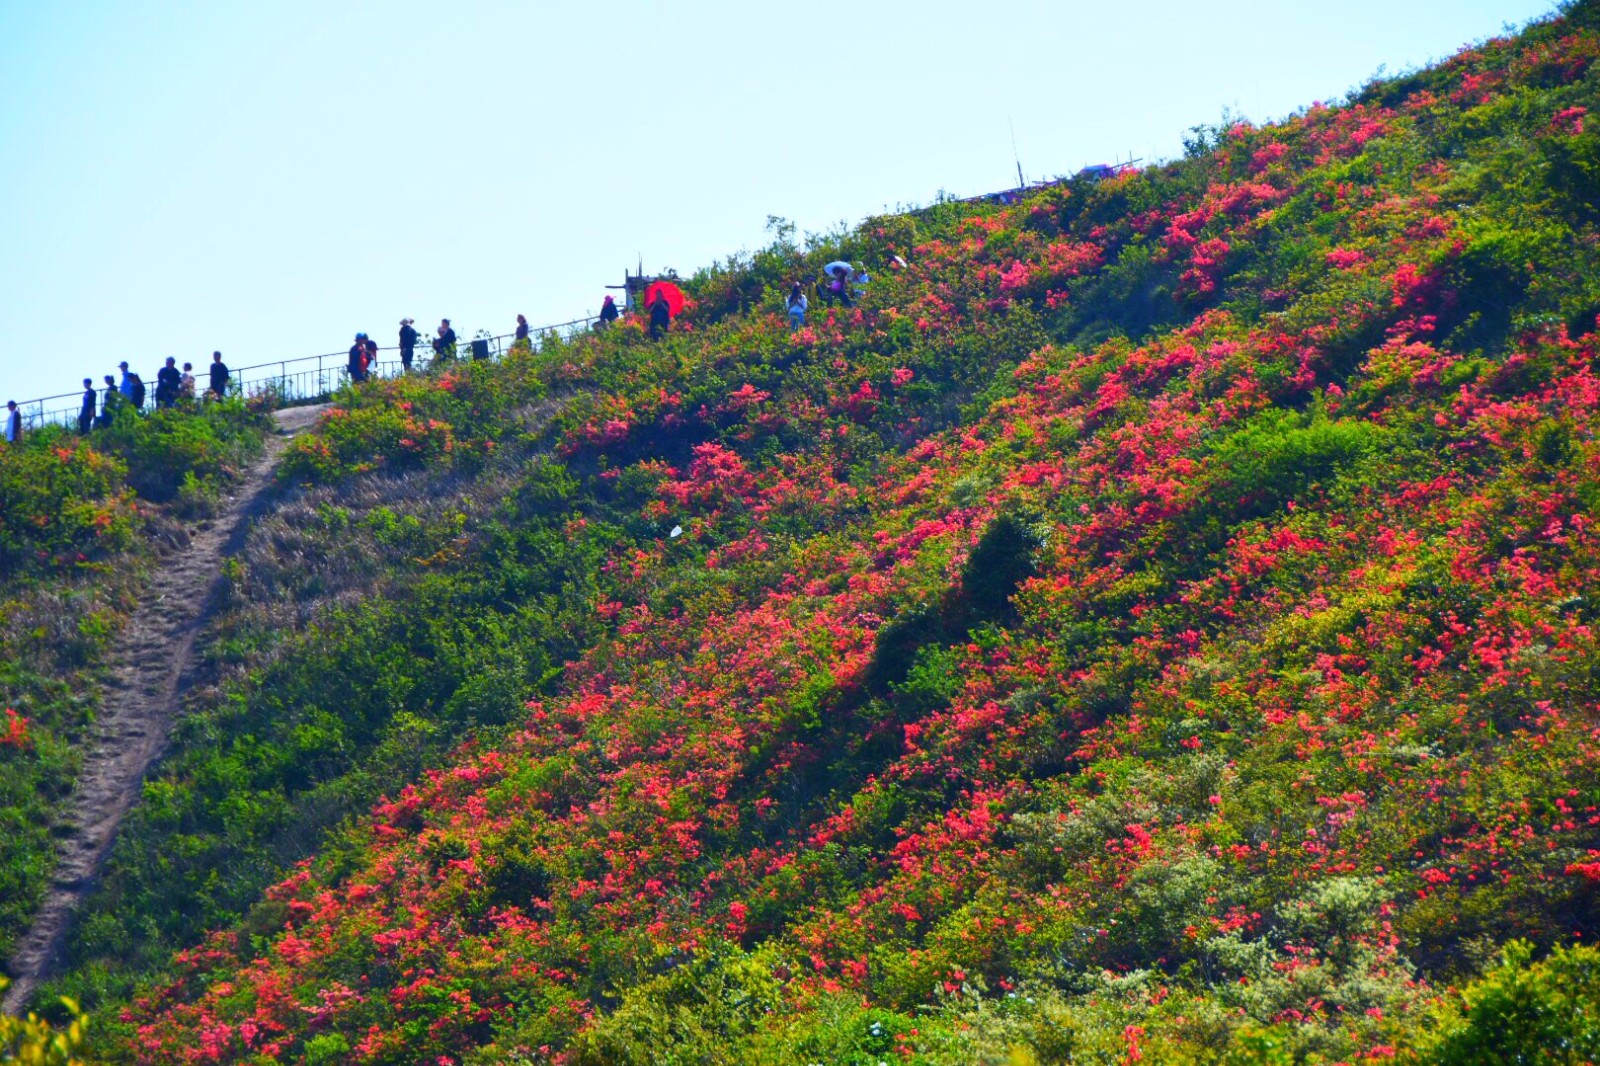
349 334 370 384
208 352 230 398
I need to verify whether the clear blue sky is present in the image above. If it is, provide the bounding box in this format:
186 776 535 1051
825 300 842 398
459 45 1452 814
0 0 1560 405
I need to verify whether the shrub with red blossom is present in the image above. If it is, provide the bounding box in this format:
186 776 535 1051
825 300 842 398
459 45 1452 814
52 7 1600 1064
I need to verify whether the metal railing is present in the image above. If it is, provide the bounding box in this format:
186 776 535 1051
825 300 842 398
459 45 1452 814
13 315 599 432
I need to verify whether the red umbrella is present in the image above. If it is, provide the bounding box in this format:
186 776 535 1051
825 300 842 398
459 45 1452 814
643 280 686 317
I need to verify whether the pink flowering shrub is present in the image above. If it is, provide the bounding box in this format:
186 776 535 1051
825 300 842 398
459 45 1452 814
60 6 1600 1064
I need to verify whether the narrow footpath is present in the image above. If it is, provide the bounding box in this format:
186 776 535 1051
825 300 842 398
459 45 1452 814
2 404 328 1015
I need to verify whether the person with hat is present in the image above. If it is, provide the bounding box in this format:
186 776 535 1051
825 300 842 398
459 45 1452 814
399 318 418 371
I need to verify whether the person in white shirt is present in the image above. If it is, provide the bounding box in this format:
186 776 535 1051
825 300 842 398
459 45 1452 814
787 282 809 330
180 363 197 401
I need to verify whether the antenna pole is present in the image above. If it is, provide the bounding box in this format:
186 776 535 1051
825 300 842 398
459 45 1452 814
1010 116 1025 188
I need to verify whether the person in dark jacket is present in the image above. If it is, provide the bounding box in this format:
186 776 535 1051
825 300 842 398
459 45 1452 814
99 375 121 428
515 314 530 343
648 294 671 340
399 318 418 371
155 357 182 408
78 378 97 434
128 372 146 411
208 352 230 398
433 319 457 361
348 334 369 383
597 295 619 330
364 335 379 375
4 401 20 445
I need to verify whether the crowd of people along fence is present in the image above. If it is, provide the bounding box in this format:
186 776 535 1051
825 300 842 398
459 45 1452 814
3 259 891 446
0 313 474 445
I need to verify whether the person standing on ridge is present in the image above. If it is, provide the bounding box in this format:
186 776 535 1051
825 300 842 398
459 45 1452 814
118 361 136 402
399 318 418 371
515 314 530 343
4 401 20 445
78 378 96 434
348 334 369 383
155 357 182 408
128 371 146 411
648 293 671 340
433 319 457 362
99 375 121 427
787 282 808 330
180 362 196 401
208 351 230 398
364 334 379 375
597 295 619 330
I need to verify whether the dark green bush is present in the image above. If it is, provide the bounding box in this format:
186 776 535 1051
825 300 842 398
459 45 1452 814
91 401 266 502
1419 941 1600 1064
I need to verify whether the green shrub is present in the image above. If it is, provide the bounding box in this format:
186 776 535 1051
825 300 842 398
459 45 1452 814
1418 941 1600 1064
1205 406 1383 519
90 400 266 502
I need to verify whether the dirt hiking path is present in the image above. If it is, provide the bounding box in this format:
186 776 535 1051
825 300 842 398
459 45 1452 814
2 405 327 1015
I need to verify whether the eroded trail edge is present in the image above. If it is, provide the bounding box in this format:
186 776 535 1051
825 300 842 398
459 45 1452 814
2 405 327 1015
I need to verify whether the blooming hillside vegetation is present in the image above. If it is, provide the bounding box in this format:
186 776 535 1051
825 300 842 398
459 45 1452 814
0 402 265 963
31 4 1600 1061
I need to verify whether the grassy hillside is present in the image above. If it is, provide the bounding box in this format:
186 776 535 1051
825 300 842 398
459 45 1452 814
31 3 1600 1061
0 402 265 962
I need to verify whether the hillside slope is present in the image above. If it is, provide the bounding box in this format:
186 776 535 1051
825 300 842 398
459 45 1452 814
60 5 1600 1062
0 401 266 965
